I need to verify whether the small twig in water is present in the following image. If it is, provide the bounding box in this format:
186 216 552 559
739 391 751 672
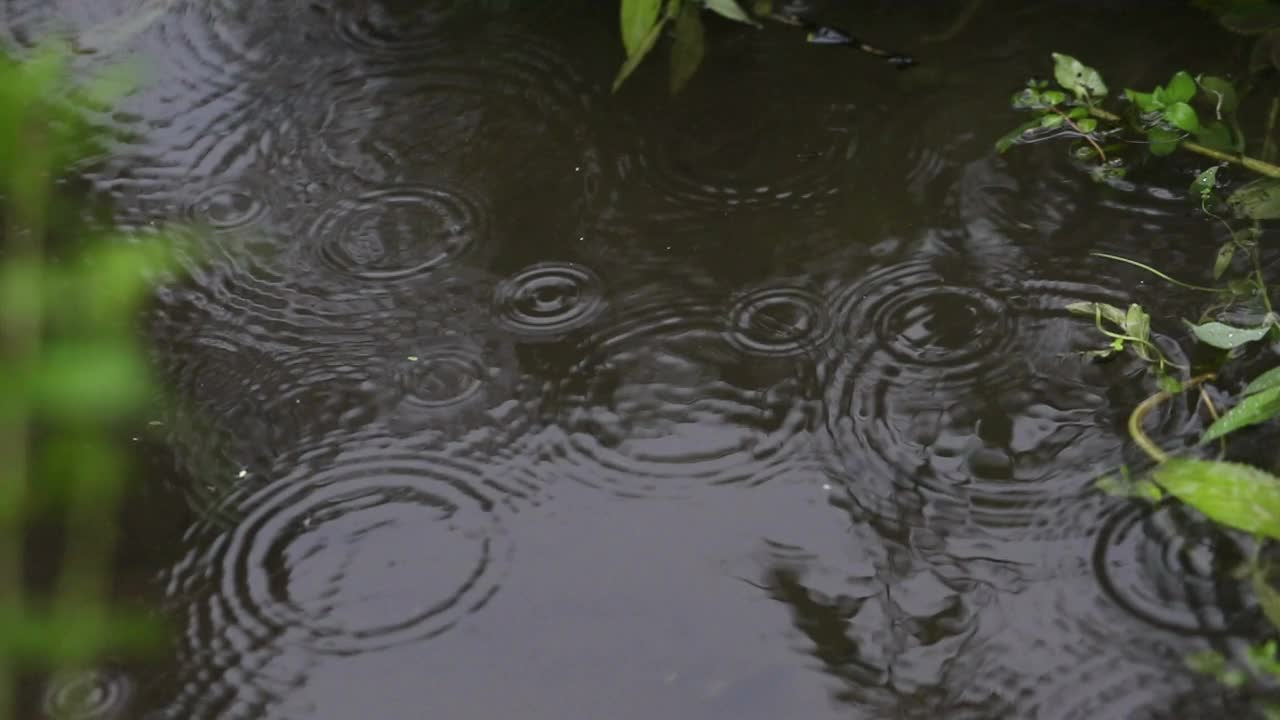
1129 374 1215 465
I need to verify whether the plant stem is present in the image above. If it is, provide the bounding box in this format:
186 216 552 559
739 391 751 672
1264 96 1279 165
0 123 50 720
1089 106 1280 179
1128 374 1215 465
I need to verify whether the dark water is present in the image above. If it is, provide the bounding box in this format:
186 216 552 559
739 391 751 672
8 1 1276 717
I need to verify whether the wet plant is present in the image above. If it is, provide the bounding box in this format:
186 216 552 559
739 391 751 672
613 0 913 93
995 50 1280 712
0 41 176 720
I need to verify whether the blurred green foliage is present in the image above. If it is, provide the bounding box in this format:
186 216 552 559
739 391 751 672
0 40 177 720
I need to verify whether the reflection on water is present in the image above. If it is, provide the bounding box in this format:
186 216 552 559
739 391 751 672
9 0 1265 717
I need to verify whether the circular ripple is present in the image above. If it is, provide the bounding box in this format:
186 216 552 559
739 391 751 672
542 290 819 498
327 0 455 58
823 260 1195 546
188 449 510 656
724 285 833 358
310 186 483 281
1094 502 1251 636
492 262 606 339
41 668 133 720
183 181 269 231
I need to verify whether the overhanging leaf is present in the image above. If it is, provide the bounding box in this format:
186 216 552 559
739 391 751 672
1163 101 1201 133
1198 74 1240 115
1052 52 1108 100
1125 88 1159 112
1228 178 1280 220
621 0 664 58
1147 126 1180 156
703 0 760 26
1185 319 1270 349
669 1 705 93
1166 70 1198 103
1191 166 1220 197
1202 384 1280 442
612 14 668 92
1244 366 1280 397
1152 458 1280 539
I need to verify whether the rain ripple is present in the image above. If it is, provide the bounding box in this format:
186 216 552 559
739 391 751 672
41 668 134 720
307 185 487 282
723 283 833 359
823 258 1192 547
539 287 819 498
491 261 607 340
169 443 512 659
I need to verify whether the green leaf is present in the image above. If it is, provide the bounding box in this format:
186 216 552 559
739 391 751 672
1040 89 1066 105
1166 70 1198 103
1202 385 1280 442
1244 366 1280 397
1152 458 1280 539
28 340 152 420
1147 126 1180 156
703 0 760 26
1052 52 1108 100
1191 166 1220 197
1195 120 1236 153
1068 106 1090 119
1254 568 1280 632
621 0 664 58
1125 88 1160 112
1124 303 1151 342
1163 101 1201 133
1214 241 1236 279
1185 319 1271 349
1228 178 1280 220
1077 117 1098 133
994 119 1041 154
612 14 668 92
1095 472 1163 502
1040 113 1066 128
1066 301 1128 328
1198 74 1240 115
669 1 705 94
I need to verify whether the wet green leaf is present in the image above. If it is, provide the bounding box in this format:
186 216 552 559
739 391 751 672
1198 74 1240 115
1125 88 1159 112
1052 52 1108 100
1195 120 1237 153
1228 178 1280 220
1040 89 1066 105
669 1 704 93
1152 458 1280 539
1077 117 1098 133
1203 384 1280 442
1186 319 1271 349
703 0 760 25
1214 241 1237 279
1066 301 1128 328
1040 113 1065 128
1147 126 1181 156
994 119 1041 154
1253 569 1280 633
1166 70 1198 103
620 0 664 57
1068 106 1089 119
612 13 667 91
1124 303 1151 340
1191 166 1220 197
1244 366 1280 397
1163 102 1201 133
